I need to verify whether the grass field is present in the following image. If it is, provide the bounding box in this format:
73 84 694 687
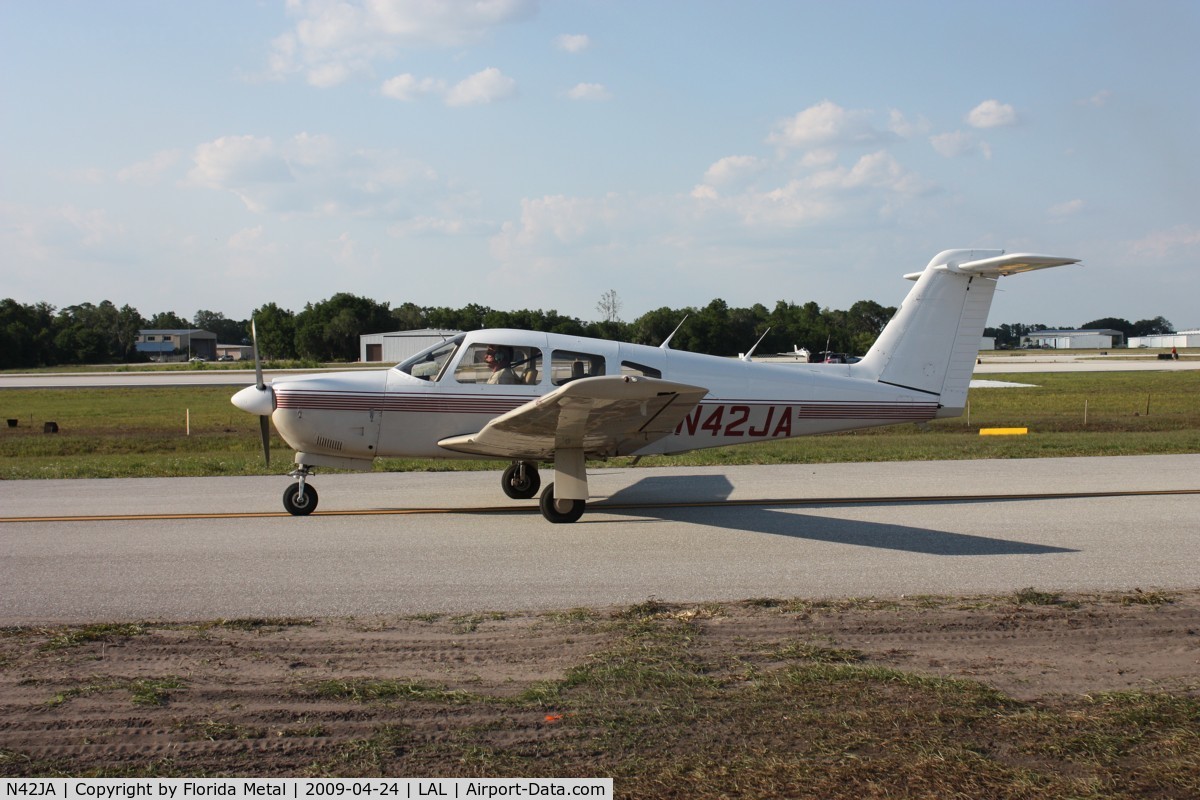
1 370 1197 479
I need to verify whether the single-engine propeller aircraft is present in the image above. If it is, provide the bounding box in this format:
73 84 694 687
233 249 1078 522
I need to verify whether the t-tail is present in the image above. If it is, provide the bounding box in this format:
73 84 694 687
851 249 1080 417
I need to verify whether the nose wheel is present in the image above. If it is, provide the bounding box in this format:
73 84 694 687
283 468 319 515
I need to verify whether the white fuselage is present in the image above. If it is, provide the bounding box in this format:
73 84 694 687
268 329 938 469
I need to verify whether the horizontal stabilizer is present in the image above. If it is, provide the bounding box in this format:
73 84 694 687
956 252 1080 277
904 252 1079 281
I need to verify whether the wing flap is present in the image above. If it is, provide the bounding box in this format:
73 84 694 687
438 375 707 459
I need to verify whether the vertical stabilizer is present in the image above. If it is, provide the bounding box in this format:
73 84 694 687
852 249 1079 416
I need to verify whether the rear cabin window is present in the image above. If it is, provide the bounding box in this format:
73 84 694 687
551 350 606 385
620 360 662 379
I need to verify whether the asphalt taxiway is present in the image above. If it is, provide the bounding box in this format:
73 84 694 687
2 455 1197 624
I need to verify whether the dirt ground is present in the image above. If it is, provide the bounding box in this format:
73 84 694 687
2 589 1198 779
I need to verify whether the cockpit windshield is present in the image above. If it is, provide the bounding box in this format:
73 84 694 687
394 334 464 381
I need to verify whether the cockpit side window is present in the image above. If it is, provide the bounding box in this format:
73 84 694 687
395 336 462 381
455 343 543 385
551 350 606 385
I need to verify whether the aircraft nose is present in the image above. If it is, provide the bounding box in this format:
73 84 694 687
231 384 275 416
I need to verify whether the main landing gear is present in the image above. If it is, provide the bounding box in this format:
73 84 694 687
501 460 541 499
539 482 585 523
502 461 586 523
283 466 318 515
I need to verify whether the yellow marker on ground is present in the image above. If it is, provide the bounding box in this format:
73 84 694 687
979 427 1028 436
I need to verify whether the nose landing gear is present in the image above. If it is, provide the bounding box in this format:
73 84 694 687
283 467 319 515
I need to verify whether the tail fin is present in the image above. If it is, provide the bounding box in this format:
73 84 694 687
852 249 1080 416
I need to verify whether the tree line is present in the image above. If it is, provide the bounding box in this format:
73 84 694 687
0 294 1176 370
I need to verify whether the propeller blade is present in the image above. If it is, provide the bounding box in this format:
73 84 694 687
251 318 265 390
259 414 271 466
252 317 270 465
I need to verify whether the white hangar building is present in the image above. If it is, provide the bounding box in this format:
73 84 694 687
1021 329 1124 349
1128 329 1200 348
360 328 461 363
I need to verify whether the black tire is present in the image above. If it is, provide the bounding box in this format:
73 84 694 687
501 461 541 499
283 483 319 516
538 482 585 523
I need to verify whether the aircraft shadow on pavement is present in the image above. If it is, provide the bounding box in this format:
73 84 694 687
597 475 1078 557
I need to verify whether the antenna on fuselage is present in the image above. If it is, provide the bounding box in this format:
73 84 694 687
739 327 771 362
659 314 689 349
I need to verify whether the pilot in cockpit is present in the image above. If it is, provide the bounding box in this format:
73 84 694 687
484 345 517 385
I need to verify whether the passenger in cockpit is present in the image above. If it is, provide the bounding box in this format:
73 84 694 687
485 345 517 384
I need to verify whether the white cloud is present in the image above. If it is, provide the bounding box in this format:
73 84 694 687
566 82 611 101
306 61 353 89
268 0 539 86
445 67 517 106
887 109 931 139
702 155 766 187
800 148 838 168
1127 224 1200 259
840 151 927 193
117 150 182 185
1049 199 1085 217
966 99 1018 128
1077 89 1113 108
60 205 127 248
768 100 896 149
188 136 293 194
188 133 444 218
228 225 270 251
381 73 445 101
930 130 992 159
556 33 590 53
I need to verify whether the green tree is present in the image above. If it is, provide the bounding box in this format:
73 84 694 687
50 301 143 363
250 302 297 360
294 293 393 361
0 299 58 368
194 310 249 344
424 303 492 332
1131 316 1173 336
630 307 688 347
1079 317 1133 338
692 299 728 355
846 299 894 354
146 310 190 329
392 302 426 330
596 289 622 323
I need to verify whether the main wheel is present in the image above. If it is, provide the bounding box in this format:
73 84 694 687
538 482 585 523
501 461 541 499
283 483 319 515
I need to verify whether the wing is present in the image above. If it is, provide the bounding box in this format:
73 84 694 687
437 375 708 460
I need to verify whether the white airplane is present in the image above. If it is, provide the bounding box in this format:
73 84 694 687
232 249 1078 522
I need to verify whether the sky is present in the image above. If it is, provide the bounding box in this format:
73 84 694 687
3 0 1198 332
